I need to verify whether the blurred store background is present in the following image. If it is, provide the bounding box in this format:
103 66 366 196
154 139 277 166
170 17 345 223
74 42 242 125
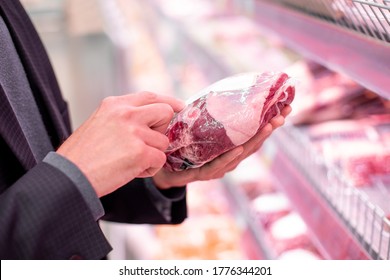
21 0 390 260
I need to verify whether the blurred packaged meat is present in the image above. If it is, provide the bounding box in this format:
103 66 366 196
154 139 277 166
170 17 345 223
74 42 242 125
286 61 390 125
251 192 292 228
267 212 314 256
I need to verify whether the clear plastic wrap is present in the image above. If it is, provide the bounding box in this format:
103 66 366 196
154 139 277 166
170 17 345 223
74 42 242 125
164 72 295 171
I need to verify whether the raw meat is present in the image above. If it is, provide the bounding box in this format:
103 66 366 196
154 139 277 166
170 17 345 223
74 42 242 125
164 72 295 171
285 61 390 125
267 212 312 255
251 192 292 228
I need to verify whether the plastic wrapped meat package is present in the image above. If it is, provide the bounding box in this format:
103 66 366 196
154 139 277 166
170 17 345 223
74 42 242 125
164 72 295 171
248 191 323 259
285 61 389 125
251 192 292 228
266 212 316 256
228 153 277 200
294 79 390 187
303 117 390 187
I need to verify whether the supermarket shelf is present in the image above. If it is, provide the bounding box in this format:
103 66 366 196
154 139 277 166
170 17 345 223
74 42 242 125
223 179 277 260
250 0 390 99
268 127 390 259
273 0 390 43
144 0 233 80
107 0 390 260
267 142 369 259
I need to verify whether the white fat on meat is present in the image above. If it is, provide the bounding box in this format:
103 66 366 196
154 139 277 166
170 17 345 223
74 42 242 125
206 90 266 146
205 72 288 146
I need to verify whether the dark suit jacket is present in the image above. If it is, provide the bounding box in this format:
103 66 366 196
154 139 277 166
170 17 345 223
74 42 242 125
0 0 186 259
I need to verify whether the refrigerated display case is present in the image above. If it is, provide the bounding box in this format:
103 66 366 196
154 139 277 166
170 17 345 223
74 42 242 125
100 0 390 260
237 0 390 260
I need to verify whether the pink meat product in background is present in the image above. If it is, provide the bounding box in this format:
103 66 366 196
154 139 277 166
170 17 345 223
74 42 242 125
266 212 313 256
164 72 295 171
286 60 390 125
251 192 292 228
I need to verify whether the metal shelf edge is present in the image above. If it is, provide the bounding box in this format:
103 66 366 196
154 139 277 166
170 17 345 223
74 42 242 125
252 1 390 99
269 143 371 259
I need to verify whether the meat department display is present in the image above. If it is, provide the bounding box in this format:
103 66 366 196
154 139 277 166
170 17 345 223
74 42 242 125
286 60 390 221
164 72 295 171
331 0 390 36
110 0 390 259
228 154 325 259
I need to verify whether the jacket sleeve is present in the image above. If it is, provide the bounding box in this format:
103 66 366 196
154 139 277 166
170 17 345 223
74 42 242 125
43 151 188 224
0 162 112 260
100 178 187 225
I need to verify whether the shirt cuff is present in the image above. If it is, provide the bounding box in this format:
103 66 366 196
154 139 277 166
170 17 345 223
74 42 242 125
144 178 186 222
43 151 104 221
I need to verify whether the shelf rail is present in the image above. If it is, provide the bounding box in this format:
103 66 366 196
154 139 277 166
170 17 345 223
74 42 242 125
273 126 390 259
271 0 390 44
238 0 390 99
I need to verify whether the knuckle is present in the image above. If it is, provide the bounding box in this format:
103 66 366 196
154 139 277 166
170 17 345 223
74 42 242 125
157 151 167 166
161 104 174 118
123 107 135 119
100 96 122 115
101 96 116 107
132 142 146 158
148 151 166 171
139 91 157 101
158 135 170 151
156 104 174 126
128 125 142 137
162 136 170 150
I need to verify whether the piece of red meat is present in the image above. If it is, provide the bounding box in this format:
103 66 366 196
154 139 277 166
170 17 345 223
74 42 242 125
164 72 295 171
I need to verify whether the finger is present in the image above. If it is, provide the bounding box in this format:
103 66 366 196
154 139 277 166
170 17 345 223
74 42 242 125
247 123 272 150
122 92 185 112
197 146 243 179
235 123 272 161
281 105 292 117
137 148 167 177
270 104 292 129
142 129 169 151
210 154 242 179
222 156 242 173
132 103 175 133
137 167 160 178
269 105 292 129
269 115 285 129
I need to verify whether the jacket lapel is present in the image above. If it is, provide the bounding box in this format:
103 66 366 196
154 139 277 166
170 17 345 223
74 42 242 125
0 83 36 170
0 0 71 148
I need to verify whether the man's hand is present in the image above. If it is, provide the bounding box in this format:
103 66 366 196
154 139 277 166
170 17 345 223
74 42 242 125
153 105 292 189
57 92 185 197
